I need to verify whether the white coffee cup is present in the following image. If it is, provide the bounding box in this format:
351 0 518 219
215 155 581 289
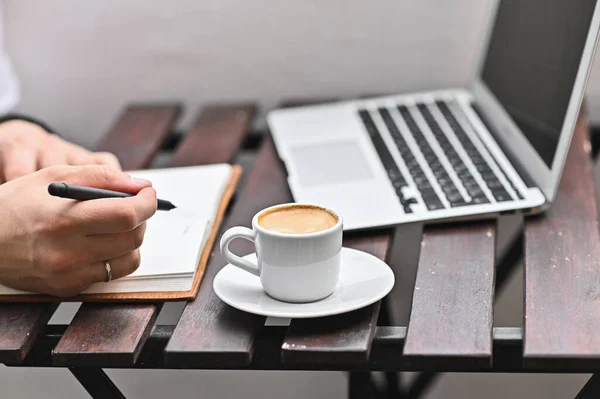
219 203 343 303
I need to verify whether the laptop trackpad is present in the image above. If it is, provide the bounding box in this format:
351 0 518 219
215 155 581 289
289 141 375 187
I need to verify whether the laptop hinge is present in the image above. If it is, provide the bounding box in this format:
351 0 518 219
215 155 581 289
470 101 536 188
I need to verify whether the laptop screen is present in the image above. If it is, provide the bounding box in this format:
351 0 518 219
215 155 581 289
481 0 597 167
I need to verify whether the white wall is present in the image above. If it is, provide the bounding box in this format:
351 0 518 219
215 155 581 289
3 0 497 148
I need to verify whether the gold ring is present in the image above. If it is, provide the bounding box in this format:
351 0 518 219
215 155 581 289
103 261 112 282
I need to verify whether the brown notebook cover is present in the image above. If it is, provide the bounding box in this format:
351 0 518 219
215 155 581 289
0 165 242 303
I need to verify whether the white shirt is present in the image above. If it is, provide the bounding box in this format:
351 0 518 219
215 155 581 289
0 5 19 114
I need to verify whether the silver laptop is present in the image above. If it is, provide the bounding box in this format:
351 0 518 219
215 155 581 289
266 0 600 231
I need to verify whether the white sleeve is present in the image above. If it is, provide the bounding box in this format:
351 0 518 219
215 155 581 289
0 4 20 114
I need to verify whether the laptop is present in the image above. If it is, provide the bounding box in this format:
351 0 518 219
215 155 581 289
266 0 600 231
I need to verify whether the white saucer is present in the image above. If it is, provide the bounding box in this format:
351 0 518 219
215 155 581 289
213 247 395 319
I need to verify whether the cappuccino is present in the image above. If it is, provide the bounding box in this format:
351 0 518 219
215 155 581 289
258 205 338 234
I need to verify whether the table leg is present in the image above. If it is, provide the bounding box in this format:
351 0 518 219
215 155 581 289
575 374 600 398
69 368 126 399
348 372 375 399
405 373 438 399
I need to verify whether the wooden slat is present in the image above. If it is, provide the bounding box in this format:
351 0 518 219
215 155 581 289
384 223 424 326
523 113 600 369
53 304 159 367
52 104 182 366
170 104 256 167
403 221 496 368
95 104 181 170
0 304 57 363
165 138 287 366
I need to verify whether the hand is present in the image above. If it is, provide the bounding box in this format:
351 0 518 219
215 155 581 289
0 119 121 183
0 164 158 297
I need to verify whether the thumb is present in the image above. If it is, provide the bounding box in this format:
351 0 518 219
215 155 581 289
44 165 152 194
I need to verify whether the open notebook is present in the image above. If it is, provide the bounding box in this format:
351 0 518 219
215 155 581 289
0 163 242 302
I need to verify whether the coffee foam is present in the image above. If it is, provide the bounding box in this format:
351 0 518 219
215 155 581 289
258 205 338 234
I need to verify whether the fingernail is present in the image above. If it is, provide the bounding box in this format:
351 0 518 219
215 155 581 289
131 176 151 185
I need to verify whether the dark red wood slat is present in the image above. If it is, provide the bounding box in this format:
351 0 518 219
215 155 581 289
95 104 182 170
53 103 255 367
523 113 600 369
403 221 496 368
53 304 159 367
165 138 287 366
383 223 424 326
0 304 57 363
170 104 256 167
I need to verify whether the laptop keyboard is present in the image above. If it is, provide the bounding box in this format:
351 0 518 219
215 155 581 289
358 99 523 213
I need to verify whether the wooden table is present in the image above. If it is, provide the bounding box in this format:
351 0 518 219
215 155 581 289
1 98 600 399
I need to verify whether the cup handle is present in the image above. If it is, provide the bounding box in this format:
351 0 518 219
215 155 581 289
219 227 259 277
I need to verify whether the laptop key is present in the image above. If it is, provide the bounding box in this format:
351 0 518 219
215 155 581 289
414 175 430 186
417 181 432 190
471 196 490 204
425 153 437 163
425 200 444 211
456 164 469 174
419 189 445 211
438 177 453 187
467 187 484 198
430 158 443 169
476 164 492 173
480 171 497 181
420 187 437 199
434 169 448 179
443 185 460 195
446 192 463 203
492 190 512 202
471 155 485 165
449 157 462 167
406 159 420 170
486 180 504 190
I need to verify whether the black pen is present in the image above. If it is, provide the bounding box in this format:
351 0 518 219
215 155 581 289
48 183 177 211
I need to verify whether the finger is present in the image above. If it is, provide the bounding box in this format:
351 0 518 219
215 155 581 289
65 143 100 166
91 152 122 171
73 187 157 234
0 142 38 181
0 155 5 184
44 164 152 194
38 138 68 169
81 223 147 262
64 249 142 292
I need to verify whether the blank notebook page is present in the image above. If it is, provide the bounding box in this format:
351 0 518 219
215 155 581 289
125 164 232 278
